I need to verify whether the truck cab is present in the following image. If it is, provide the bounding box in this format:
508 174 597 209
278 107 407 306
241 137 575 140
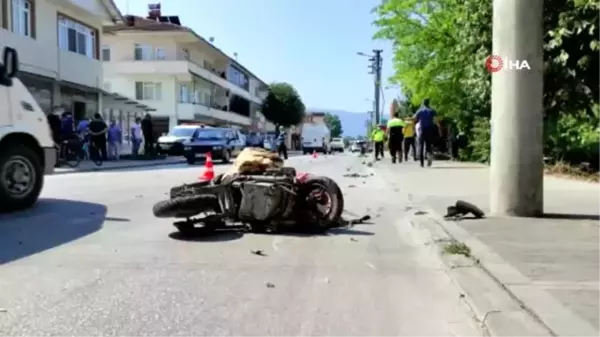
0 47 56 212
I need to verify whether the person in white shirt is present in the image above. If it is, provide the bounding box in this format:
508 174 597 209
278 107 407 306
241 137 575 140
130 118 143 157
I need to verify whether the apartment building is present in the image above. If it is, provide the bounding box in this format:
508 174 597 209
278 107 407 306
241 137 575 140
102 6 269 134
0 0 151 126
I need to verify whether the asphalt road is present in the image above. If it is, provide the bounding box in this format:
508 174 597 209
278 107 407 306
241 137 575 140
0 153 482 336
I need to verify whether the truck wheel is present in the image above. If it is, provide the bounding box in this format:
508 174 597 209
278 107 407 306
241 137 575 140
0 145 44 212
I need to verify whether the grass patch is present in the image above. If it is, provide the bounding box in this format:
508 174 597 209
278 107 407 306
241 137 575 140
443 241 472 257
545 161 599 183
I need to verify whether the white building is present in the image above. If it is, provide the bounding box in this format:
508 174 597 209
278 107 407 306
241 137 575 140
0 0 152 124
102 7 269 135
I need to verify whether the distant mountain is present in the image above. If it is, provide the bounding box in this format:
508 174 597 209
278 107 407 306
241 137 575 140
307 108 369 137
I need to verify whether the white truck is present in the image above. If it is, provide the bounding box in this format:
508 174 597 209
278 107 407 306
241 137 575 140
300 123 331 154
0 47 56 212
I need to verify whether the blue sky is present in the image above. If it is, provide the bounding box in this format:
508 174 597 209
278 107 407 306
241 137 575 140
113 0 400 118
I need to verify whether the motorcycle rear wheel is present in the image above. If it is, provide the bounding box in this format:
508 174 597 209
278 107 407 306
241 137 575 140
153 194 219 218
297 176 345 231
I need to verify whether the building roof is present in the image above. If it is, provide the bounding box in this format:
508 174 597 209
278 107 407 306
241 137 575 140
103 15 268 88
101 0 125 23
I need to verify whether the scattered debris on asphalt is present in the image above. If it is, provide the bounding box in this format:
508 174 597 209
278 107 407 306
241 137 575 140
266 282 275 288
443 241 472 257
0 308 7 313
366 162 373 167
251 250 267 256
350 238 358 242
348 184 356 188
415 210 428 215
339 215 371 227
444 200 485 220
343 173 370 178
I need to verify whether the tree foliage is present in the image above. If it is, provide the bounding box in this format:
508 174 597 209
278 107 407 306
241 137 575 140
373 0 599 168
324 113 343 138
261 82 306 128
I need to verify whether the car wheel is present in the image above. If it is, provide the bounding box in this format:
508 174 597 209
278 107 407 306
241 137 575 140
0 145 44 212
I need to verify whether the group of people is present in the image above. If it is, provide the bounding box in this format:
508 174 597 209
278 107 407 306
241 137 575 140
47 107 157 165
370 98 440 167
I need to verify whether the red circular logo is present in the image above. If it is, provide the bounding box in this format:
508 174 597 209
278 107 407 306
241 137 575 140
485 55 503 73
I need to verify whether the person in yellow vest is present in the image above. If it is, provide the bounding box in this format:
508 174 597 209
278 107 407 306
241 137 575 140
402 117 417 161
370 125 386 160
386 112 406 163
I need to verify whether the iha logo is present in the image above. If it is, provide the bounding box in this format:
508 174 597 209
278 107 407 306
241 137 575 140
485 55 531 73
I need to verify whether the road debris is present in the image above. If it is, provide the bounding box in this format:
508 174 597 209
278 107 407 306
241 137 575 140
415 210 428 215
266 282 275 288
444 200 485 220
251 250 267 256
0 308 7 313
348 184 356 188
350 238 358 242
343 173 370 178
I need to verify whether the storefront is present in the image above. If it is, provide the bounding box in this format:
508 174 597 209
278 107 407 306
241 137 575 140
59 82 99 122
18 72 54 115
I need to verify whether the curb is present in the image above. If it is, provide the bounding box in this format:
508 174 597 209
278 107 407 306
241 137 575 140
408 205 599 336
51 159 187 175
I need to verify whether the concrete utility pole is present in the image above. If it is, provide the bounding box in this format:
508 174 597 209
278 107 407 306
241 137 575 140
372 50 383 125
490 0 544 216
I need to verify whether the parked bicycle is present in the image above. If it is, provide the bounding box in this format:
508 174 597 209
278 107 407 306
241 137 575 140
56 137 81 168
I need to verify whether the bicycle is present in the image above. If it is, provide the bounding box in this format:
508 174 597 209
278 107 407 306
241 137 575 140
87 138 104 167
56 138 81 168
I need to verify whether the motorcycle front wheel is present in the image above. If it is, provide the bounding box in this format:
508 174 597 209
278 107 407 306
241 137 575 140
152 194 220 218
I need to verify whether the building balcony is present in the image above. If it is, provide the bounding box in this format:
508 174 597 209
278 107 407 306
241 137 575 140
177 103 251 126
104 58 263 104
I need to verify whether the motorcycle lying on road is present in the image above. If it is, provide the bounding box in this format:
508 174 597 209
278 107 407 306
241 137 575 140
152 167 345 235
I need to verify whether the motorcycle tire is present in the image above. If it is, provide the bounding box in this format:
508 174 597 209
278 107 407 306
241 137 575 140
153 194 220 218
297 176 345 231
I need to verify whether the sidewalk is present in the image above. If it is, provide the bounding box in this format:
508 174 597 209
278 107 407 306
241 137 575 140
374 159 599 336
52 156 186 175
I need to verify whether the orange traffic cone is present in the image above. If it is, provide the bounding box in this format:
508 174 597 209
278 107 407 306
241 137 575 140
312 150 318 159
199 152 215 181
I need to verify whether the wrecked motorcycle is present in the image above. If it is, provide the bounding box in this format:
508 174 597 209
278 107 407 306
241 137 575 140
152 167 345 235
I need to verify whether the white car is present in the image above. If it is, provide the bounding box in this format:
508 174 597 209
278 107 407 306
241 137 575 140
330 138 345 152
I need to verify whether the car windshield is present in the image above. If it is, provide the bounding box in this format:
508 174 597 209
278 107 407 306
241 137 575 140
196 130 227 140
168 127 196 138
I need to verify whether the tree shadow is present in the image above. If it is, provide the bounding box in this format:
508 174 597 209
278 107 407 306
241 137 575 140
540 213 600 221
0 198 106 265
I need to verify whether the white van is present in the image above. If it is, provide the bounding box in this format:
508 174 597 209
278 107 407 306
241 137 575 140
301 123 331 154
0 47 56 211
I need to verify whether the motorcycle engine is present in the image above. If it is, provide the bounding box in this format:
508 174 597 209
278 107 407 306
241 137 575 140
237 182 288 221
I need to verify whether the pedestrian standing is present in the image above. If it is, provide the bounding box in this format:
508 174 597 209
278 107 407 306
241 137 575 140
88 113 108 161
371 125 386 160
386 112 406 163
141 114 154 157
276 126 288 159
413 98 441 167
403 117 417 161
131 118 142 157
107 120 122 160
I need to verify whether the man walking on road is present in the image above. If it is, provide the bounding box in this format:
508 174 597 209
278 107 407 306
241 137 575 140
386 112 406 163
276 126 288 160
107 120 122 161
403 117 417 161
414 98 440 167
371 125 386 161
141 114 154 157
131 118 142 157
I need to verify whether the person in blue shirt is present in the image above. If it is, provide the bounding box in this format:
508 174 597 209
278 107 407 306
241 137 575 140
413 98 441 167
59 109 76 142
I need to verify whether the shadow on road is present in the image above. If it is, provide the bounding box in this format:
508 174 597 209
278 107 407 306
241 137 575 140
168 230 243 242
0 198 106 265
541 213 600 221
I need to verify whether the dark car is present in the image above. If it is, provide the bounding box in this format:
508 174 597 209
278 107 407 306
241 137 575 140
157 125 201 156
183 128 245 164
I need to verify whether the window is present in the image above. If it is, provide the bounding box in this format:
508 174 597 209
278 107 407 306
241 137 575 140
58 16 97 58
179 83 191 103
134 44 153 60
11 0 33 37
101 46 111 61
135 82 162 101
155 47 166 60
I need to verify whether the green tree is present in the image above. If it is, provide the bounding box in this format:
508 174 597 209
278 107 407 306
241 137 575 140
261 82 306 132
373 0 599 168
324 113 343 138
